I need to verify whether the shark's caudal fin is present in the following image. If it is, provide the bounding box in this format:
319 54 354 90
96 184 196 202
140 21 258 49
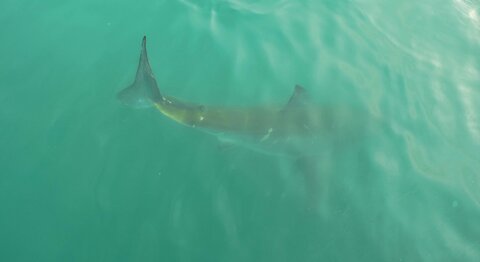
117 36 163 108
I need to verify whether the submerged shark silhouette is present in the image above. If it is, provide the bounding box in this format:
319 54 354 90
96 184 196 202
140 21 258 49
117 36 364 156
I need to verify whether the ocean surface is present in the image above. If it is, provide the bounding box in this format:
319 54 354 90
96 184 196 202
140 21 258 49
1 0 480 261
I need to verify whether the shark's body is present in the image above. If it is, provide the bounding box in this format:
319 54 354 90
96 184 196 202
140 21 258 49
118 37 364 156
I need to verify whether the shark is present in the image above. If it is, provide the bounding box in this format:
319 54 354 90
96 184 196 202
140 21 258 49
117 36 373 208
117 36 365 157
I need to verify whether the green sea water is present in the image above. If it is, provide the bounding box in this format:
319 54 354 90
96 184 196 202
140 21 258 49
1 0 480 261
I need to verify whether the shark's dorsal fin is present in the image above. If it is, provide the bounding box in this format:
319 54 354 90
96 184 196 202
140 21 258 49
285 84 307 109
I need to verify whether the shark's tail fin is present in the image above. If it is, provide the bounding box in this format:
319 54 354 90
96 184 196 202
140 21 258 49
117 36 163 109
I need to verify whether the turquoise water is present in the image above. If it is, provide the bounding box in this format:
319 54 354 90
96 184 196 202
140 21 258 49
1 0 480 261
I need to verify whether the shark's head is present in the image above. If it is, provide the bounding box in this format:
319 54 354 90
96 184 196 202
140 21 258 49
117 36 162 109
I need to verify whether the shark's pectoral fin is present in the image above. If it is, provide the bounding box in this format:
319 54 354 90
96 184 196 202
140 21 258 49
294 155 323 212
216 135 234 147
217 141 235 151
